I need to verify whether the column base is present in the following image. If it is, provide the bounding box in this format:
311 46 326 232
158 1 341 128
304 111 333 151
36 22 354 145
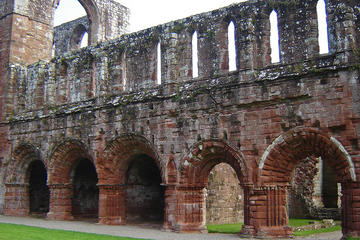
341 231 360 240
3 209 29 217
173 224 208 233
98 216 126 225
239 224 256 237
255 226 293 238
47 212 73 221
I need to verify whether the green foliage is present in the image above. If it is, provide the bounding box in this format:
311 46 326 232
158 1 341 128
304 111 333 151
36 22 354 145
0 223 151 240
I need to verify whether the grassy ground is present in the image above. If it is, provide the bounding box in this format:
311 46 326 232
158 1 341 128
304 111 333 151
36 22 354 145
0 223 150 240
293 225 341 236
207 219 342 237
207 223 244 234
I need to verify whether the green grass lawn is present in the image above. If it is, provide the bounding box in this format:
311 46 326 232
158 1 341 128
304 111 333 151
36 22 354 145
0 223 151 240
207 219 342 237
293 225 341 237
207 223 244 234
289 218 317 227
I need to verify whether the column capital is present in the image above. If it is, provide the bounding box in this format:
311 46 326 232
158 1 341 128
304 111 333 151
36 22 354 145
47 183 72 189
97 184 125 190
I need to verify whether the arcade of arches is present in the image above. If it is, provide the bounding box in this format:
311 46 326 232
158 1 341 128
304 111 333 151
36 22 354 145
3 129 359 238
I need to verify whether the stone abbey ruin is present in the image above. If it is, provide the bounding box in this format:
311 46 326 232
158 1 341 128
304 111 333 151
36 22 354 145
0 0 360 238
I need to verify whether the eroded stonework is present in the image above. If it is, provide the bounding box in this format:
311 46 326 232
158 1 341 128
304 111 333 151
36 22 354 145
0 0 360 238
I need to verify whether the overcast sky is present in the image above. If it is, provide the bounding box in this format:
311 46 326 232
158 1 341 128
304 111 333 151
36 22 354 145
54 0 245 32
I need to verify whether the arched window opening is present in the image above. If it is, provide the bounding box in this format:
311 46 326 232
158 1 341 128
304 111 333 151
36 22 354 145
28 161 49 216
206 163 244 225
157 41 161 85
70 24 88 51
51 43 56 58
317 0 329 54
192 31 199 78
72 159 99 219
126 154 164 224
54 0 86 26
80 32 88 48
270 10 280 63
228 21 237 71
122 53 127 91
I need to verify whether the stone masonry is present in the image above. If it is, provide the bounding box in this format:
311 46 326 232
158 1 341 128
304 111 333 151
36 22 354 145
0 0 360 239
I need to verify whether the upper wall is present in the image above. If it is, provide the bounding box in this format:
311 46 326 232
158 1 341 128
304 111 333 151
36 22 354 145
6 0 360 116
54 16 90 56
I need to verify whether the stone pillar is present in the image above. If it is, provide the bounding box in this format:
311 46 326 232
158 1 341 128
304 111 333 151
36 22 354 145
98 184 126 225
162 184 177 231
239 184 256 237
47 184 73 220
250 186 292 238
175 186 207 233
3 184 29 216
341 182 360 238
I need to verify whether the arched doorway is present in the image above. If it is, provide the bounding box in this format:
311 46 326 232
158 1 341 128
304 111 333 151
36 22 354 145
4 144 49 217
98 134 165 226
71 158 98 220
257 127 357 238
178 140 250 233
28 160 50 216
125 154 164 224
47 140 95 221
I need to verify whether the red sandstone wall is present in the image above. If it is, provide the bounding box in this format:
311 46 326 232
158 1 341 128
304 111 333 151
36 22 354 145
1 0 360 238
9 14 53 64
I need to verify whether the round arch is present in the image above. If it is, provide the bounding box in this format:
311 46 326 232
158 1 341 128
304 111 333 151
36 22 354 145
4 143 48 217
259 127 356 185
6 143 43 184
55 0 101 44
69 24 88 50
175 139 250 233
180 139 250 187
100 134 163 185
46 139 95 221
48 139 93 185
98 134 164 225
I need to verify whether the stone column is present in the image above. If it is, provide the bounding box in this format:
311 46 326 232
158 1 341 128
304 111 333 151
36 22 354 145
341 182 360 238
98 184 126 225
3 183 29 216
239 184 256 237
162 184 177 231
175 186 207 233
250 185 292 238
47 184 73 220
